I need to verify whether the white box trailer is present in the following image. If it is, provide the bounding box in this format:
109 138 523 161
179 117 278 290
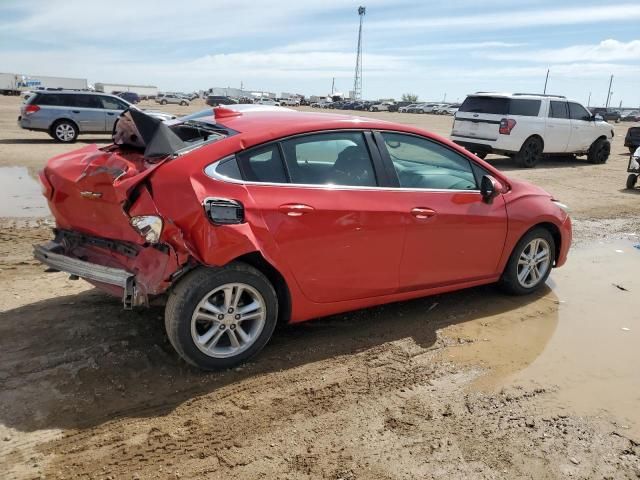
1 73 88 95
0 73 19 95
95 83 158 99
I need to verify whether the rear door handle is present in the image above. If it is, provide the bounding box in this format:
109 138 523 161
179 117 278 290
71 110 80 114
279 203 315 216
411 207 437 219
107 112 115 116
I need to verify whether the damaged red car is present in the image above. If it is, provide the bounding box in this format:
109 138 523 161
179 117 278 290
34 106 571 370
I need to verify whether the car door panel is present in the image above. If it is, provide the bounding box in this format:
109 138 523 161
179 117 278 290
100 96 129 132
567 102 595 151
245 185 406 303
67 94 106 132
394 191 507 289
374 131 508 290
544 100 570 153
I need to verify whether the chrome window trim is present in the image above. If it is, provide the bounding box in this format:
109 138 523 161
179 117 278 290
206 159 480 194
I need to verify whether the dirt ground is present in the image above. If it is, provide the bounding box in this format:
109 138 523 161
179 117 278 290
1 96 639 479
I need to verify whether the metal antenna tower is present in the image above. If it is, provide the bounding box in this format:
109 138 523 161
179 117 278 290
353 6 366 100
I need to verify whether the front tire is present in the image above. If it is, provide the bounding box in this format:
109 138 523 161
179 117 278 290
515 136 543 168
165 264 278 370
180 101 187 106
627 174 638 190
499 227 555 295
587 138 610 164
51 120 78 143
161 100 167 105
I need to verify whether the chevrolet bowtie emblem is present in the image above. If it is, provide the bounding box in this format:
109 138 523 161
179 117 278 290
80 191 102 199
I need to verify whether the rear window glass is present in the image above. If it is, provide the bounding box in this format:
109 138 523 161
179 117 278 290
459 97 540 116
459 97 509 115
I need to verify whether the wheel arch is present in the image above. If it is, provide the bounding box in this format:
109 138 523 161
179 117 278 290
517 222 561 267
523 133 544 150
591 134 608 146
230 251 292 325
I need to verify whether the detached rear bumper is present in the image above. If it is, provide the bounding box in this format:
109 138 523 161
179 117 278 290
34 241 143 309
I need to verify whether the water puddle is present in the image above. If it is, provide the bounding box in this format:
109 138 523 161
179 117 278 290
443 238 640 436
0 166 50 217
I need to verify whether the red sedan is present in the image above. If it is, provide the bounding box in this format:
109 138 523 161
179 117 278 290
35 107 571 370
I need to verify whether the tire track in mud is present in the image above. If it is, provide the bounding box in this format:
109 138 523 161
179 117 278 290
34 340 640 479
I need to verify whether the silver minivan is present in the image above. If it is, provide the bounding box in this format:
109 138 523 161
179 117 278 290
19 91 132 142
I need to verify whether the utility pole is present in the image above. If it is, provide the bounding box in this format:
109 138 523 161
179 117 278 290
353 6 366 100
331 77 335 96
605 75 613 108
543 69 549 94
587 91 591 107
443 93 447 102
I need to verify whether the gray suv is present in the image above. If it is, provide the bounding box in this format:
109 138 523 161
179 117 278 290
19 91 133 142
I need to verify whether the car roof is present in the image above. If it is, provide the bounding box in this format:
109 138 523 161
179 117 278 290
469 92 566 100
200 110 427 149
35 90 113 96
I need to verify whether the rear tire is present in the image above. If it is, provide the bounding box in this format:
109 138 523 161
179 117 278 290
180 101 187 106
499 227 555 295
627 174 638 190
51 120 78 143
587 138 610 164
161 100 167 105
165 264 278 370
514 136 543 168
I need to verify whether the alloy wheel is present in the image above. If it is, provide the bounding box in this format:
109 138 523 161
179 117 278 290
55 123 75 142
517 238 551 288
190 283 266 359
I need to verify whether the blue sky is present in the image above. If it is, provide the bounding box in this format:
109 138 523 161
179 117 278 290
1 0 639 106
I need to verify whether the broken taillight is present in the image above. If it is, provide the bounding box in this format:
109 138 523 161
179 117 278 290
499 118 516 135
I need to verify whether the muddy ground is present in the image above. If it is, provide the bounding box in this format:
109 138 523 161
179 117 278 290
0 96 639 479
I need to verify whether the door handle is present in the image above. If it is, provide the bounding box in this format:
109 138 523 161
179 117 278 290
411 207 436 219
71 110 80 114
279 204 314 216
107 112 115 116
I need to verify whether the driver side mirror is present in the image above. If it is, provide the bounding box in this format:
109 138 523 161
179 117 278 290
480 175 502 203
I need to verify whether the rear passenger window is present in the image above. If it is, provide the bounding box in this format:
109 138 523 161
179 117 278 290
280 132 377 187
508 99 541 117
238 145 288 183
549 101 569 119
71 95 102 108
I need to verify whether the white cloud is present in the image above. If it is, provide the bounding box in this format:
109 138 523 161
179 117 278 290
483 39 640 63
369 4 640 30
